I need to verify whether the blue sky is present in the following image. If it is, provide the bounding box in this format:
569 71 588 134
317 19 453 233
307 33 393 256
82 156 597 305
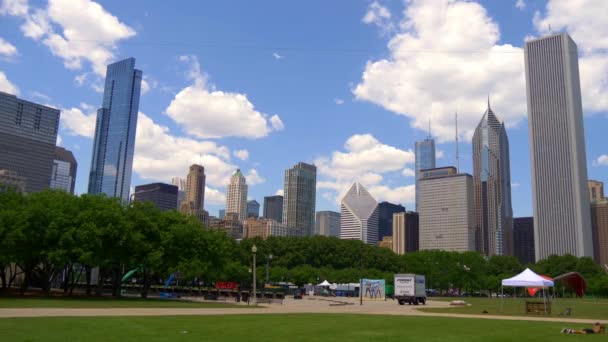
0 0 606 218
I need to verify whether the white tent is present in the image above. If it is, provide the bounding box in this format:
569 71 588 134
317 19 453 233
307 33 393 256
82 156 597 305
502 268 554 287
318 280 331 287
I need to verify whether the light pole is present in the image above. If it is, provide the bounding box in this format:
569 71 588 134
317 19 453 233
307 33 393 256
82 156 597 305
265 254 273 283
251 244 257 306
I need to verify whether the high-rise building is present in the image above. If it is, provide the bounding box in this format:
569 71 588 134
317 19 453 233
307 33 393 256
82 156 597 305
392 211 419 255
340 183 379 244
418 167 475 252
513 217 535 265
180 164 205 211
247 200 260 218
244 218 289 239
0 169 26 193
415 138 436 211
226 169 248 221
219 209 226 219
472 101 513 256
379 236 393 250
588 180 605 204
0 92 60 193
209 212 243 239
50 146 77 194
591 201 608 267
378 202 405 241
315 211 340 237
525 33 593 260
283 162 317 236
171 176 186 207
263 195 283 222
88 58 142 202
134 183 178 211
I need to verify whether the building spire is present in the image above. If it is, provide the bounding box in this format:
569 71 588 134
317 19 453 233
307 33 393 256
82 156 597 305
428 117 432 139
487 94 491 111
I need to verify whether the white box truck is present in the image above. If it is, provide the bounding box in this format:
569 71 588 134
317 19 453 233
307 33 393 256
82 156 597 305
394 274 426 305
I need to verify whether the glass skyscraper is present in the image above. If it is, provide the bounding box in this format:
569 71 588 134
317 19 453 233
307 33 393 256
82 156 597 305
50 146 77 194
415 138 436 211
283 162 317 236
88 58 142 202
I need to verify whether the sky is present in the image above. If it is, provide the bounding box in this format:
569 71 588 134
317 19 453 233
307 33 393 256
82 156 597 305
0 0 607 218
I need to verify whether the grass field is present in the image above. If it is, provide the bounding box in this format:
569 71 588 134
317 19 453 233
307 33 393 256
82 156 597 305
0 314 605 341
420 297 608 320
0 296 242 308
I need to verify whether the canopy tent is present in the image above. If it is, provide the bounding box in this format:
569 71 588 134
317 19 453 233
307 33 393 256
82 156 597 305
318 280 331 287
554 272 586 298
501 268 555 287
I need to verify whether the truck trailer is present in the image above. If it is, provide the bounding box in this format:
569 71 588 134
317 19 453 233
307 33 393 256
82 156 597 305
394 274 426 305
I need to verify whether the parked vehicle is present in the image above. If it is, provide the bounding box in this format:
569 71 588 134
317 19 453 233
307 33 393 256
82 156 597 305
394 274 426 305
293 289 304 299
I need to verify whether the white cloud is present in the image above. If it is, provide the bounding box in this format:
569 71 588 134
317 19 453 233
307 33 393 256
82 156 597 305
233 149 249 161
140 79 150 95
275 189 284 196
56 134 62 146
0 71 18 94
272 52 283 60
594 155 608 166
0 37 18 56
59 106 96 137
362 1 394 34
402 168 415 177
354 0 526 142
334 98 345 105
436 149 445 159
205 186 226 205
245 169 265 186
165 55 284 139
515 0 525 10
511 182 520 188
534 0 608 113
31 91 51 101
3 0 136 75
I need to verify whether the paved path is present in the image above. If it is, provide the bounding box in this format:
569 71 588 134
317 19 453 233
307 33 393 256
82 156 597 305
0 297 605 325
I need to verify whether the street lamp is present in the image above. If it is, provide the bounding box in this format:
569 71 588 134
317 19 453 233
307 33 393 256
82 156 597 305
265 254 273 283
251 245 257 306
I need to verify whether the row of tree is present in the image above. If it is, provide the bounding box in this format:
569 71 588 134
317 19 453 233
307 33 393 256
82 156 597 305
1 190 607 297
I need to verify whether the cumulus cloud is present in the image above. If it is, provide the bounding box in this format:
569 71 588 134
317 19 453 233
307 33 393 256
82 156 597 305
0 71 18 94
402 168 415 177
245 169 265 186
515 0 525 10
354 0 526 142
316 134 415 205
0 37 17 56
204 186 226 205
56 134 62 146
165 55 284 139
233 149 249 161
272 52 283 60
534 0 608 113
362 1 394 34
594 155 608 166
2 0 136 75
140 79 150 95
59 105 96 138
275 189 284 196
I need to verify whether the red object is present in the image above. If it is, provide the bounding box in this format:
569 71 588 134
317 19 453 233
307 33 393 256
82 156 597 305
527 275 552 297
554 272 586 298
215 281 238 290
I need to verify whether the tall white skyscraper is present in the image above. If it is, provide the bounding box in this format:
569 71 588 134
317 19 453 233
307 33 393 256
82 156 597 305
171 176 186 191
524 33 593 260
340 183 379 245
226 169 248 221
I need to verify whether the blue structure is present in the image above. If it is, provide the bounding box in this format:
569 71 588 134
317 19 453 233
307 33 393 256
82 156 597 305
88 58 142 202
415 138 436 211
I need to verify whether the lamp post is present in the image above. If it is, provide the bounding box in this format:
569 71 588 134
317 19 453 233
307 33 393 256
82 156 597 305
265 254 273 283
251 245 257 306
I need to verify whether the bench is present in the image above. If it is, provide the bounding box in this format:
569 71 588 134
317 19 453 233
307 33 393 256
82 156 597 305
525 301 551 315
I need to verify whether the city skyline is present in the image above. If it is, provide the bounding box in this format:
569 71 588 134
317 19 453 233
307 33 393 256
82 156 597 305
0 1 607 218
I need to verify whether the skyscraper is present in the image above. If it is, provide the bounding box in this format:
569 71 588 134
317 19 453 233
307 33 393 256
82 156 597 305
340 183 379 244
525 33 593 260
392 211 419 255
50 146 77 194
247 200 260 218
219 209 226 219
226 169 248 221
588 180 604 204
171 176 187 206
0 91 60 193
283 162 317 236
88 58 142 202
472 101 513 256
589 180 608 266
513 217 535 265
180 164 205 212
315 211 340 237
378 201 405 241
134 183 178 211
263 195 283 222
418 167 475 252
415 138 436 211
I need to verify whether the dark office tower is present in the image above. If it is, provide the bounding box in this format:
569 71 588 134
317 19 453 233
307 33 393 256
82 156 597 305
415 138 436 212
525 33 593 260
513 217 535 265
247 200 260 218
315 211 340 237
263 195 283 222
50 146 77 194
134 183 178 211
283 162 317 236
392 211 419 254
472 100 513 256
0 92 60 193
378 201 405 241
88 58 142 202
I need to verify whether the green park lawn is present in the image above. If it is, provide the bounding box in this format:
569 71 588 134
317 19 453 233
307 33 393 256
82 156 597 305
0 296 241 308
421 297 608 320
0 314 605 341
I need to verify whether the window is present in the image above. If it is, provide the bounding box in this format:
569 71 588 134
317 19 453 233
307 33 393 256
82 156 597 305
15 103 23 125
34 108 42 130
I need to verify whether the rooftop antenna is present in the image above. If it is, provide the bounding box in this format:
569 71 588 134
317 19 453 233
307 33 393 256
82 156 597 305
455 112 459 173
428 117 432 139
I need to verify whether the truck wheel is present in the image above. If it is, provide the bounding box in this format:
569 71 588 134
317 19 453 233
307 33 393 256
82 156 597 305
414 300 419 306
421 298 426 305
398 300 405 305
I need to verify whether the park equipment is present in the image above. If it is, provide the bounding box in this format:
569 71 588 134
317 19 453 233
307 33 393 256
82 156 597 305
121 266 142 283
394 274 426 305
159 273 178 299
501 268 554 315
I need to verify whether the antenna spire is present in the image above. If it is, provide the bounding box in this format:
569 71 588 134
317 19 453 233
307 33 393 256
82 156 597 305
487 94 491 110
455 112 459 173
428 117 432 138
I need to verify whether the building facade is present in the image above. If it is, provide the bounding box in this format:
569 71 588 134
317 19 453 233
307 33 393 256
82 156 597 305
392 211 419 255
340 183 379 244
171 176 186 208
244 218 289 239
219 209 225 219
419 169 475 252
209 212 243 239
472 101 513 256
134 183 178 211
589 180 604 204
415 138 436 212
315 211 340 237
226 169 248 221
0 92 60 193
88 58 142 202
283 162 317 236
378 201 405 241
50 146 77 194
247 200 260 218
180 164 205 211
513 217 535 265
379 236 393 250
591 201 608 267
525 33 593 260
263 195 283 222
0 169 26 193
